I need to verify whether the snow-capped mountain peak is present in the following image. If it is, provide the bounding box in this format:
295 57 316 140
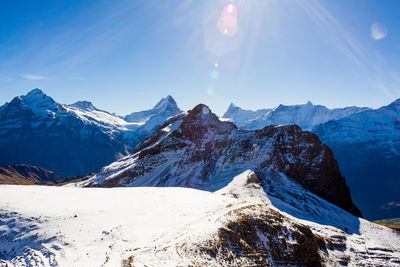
26 88 45 96
124 95 183 127
152 95 180 113
20 88 61 110
70 100 96 110
222 102 239 118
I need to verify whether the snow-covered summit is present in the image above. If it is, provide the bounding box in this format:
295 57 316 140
69 100 96 110
153 95 179 111
222 103 271 125
125 95 182 123
123 95 183 135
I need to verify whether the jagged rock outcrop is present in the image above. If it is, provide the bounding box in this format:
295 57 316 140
82 104 361 217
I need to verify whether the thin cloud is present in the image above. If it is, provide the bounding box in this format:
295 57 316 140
72 76 87 81
20 74 50 80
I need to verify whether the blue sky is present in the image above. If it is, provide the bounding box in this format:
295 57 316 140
1 0 400 116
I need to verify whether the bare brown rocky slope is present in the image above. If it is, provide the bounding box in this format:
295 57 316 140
0 164 91 185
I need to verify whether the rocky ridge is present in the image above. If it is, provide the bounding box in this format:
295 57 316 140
81 104 361 217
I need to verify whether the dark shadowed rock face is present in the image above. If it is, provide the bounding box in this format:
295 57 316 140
84 104 361 217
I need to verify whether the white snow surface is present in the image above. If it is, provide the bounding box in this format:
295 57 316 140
1 171 400 266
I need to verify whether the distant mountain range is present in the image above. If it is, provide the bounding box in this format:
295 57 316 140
0 89 182 177
223 101 370 131
223 99 400 220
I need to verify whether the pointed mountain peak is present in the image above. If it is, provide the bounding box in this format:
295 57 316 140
70 101 96 110
26 88 45 96
222 103 239 118
21 88 55 106
6 88 63 113
306 100 313 106
153 95 179 110
228 102 237 109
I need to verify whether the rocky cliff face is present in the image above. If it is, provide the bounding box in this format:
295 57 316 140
82 104 361 217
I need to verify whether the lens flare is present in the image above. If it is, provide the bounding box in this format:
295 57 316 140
217 3 238 36
202 106 210 114
211 70 219 80
207 87 215 96
371 22 388 40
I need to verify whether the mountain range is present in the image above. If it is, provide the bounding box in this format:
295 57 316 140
0 89 182 177
2 105 400 265
223 101 370 131
1 89 399 220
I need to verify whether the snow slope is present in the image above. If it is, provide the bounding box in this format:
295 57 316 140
1 171 399 266
223 101 369 131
